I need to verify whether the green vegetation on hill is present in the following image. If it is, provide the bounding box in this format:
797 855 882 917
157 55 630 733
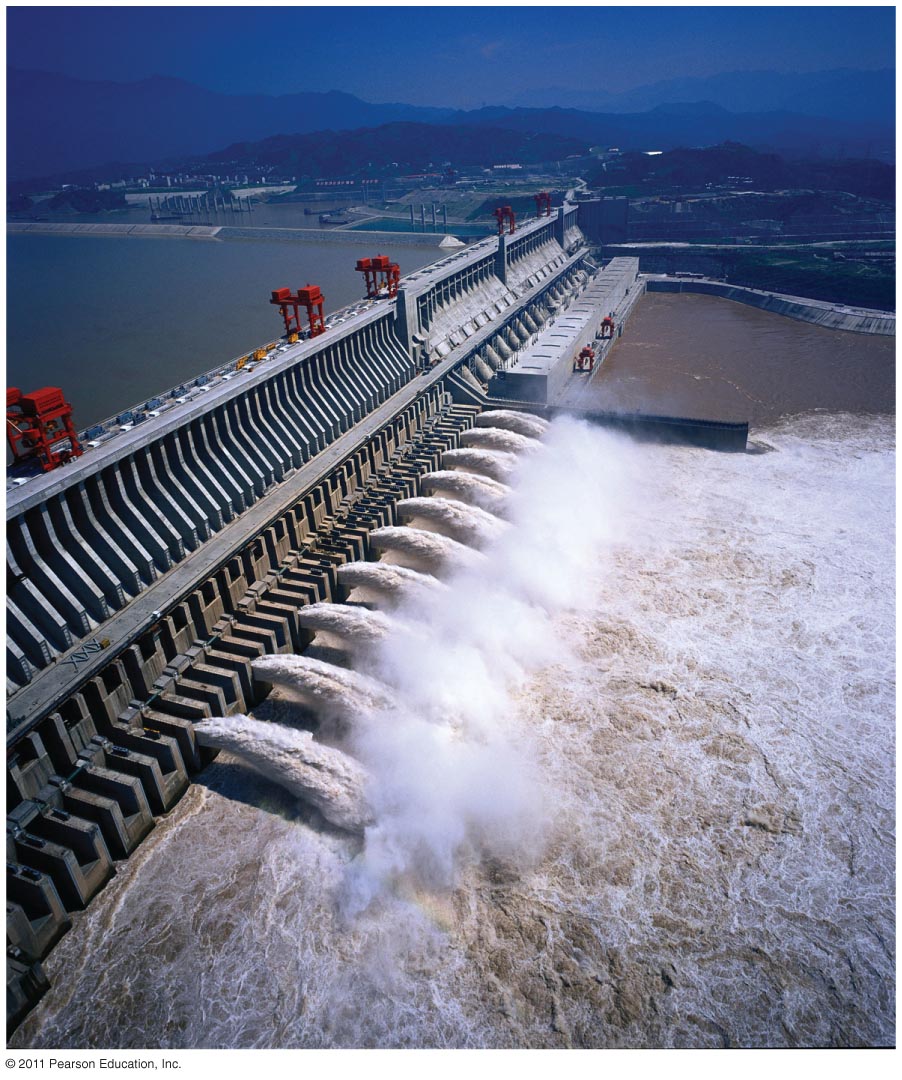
723 252 895 311
592 143 894 201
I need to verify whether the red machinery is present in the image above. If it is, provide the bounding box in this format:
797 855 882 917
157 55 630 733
493 205 517 235
7 386 84 471
356 254 401 299
600 315 616 338
270 284 326 339
572 346 595 374
534 191 552 217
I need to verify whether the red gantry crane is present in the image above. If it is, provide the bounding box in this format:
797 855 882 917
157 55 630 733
534 191 552 217
7 386 84 472
356 254 401 299
270 284 326 340
493 205 516 235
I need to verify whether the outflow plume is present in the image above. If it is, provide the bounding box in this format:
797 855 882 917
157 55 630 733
419 470 511 515
252 654 394 720
395 497 508 549
337 561 448 606
296 603 395 645
194 714 372 833
459 427 542 455
369 525 487 574
441 448 519 482
476 410 549 439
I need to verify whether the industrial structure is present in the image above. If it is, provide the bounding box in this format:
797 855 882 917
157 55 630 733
6 201 752 1032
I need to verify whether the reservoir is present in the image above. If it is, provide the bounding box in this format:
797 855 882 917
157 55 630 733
6 231 445 428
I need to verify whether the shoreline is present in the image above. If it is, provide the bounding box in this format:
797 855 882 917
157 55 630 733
6 221 470 248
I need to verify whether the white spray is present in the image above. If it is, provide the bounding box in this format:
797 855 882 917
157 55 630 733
341 413 642 913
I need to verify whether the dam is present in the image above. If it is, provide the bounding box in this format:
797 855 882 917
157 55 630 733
6 202 621 1027
6 202 894 1046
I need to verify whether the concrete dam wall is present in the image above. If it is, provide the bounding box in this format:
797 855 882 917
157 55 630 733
6 210 587 712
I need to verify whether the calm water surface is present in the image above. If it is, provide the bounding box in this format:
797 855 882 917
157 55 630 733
574 291 895 423
7 232 444 427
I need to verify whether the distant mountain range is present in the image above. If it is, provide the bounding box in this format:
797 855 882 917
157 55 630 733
7 67 895 182
507 67 895 125
6 69 453 180
209 123 587 175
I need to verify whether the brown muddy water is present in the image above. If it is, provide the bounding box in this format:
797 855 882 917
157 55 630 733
569 292 895 423
10 301 895 1051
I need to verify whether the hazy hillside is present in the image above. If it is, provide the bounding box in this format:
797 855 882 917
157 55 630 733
510 68 895 126
448 102 892 159
208 123 588 174
6 69 453 179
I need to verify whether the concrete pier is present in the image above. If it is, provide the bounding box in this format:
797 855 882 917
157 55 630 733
488 258 641 403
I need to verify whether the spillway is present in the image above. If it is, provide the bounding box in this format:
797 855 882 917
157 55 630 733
5 203 770 1041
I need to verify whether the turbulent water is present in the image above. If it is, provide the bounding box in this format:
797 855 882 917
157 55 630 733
13 409 894 1049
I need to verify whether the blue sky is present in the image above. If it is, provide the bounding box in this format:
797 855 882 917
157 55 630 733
7 4 895 107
